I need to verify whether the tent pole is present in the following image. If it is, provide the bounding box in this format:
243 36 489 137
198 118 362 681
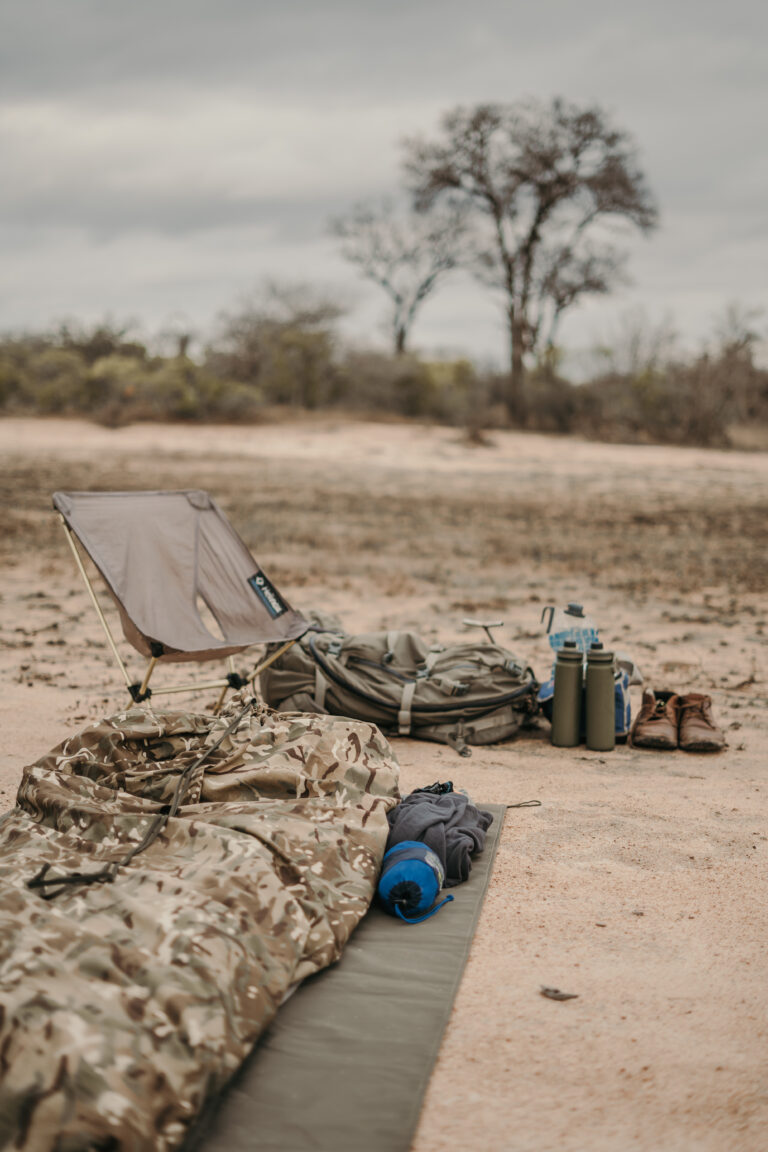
60 517 133 690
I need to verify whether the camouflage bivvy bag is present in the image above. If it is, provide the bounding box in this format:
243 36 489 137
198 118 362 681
0 699 400 1150
260 616 540 755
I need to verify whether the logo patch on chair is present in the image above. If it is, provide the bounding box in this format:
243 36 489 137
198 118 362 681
248 571 288 617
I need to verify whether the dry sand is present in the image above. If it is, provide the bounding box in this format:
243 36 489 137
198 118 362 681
1 416 767 1151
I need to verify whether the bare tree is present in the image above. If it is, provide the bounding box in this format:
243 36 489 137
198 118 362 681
712 301 763 360
404 98 658 418
588 307 679 379
331 198 467 355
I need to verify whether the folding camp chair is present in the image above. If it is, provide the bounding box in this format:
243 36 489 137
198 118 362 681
53 490 308 709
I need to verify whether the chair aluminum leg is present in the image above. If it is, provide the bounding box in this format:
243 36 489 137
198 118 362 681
60 518 134 691
138 657 158 699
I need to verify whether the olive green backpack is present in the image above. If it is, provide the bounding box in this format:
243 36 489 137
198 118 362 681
260 616 539 755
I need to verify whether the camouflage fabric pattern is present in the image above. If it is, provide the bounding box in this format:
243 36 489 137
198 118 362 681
0 695 400 1150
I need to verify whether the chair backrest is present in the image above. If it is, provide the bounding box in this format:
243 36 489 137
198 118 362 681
53 490 307 662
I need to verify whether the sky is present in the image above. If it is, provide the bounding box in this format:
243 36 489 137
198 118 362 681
1 0 767 370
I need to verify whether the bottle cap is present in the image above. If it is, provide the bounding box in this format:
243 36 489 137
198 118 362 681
590 641 603 650
566 603 584 617
563 640 577 648
558 645 583 663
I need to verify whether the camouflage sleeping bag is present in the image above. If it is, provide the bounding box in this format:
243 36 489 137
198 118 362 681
0 697 400 1151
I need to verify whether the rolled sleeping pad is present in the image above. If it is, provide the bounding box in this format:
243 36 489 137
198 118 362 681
377 840 454 924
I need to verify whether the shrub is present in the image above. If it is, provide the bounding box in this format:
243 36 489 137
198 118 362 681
0 354 31 408
91 359 265 426
58 322 148 366
522 369 579 434
22 348 91 413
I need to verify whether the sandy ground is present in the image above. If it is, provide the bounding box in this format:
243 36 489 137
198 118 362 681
1 415 767 1152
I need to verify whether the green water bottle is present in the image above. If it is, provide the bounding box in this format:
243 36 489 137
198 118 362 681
586 642 615 752
551 641 583 747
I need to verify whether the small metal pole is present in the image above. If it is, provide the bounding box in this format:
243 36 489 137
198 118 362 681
250 638 298 682
462 618 504 644
138 657 158 699
213 658 235 715
149 678 231 696
60 517 134 689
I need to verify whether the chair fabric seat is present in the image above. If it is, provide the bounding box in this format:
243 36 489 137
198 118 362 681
53 490 307 662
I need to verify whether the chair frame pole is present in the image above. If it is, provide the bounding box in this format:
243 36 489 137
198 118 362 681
250 639 297 679
59 517 134 691
138 657 158 699
213 658 236 714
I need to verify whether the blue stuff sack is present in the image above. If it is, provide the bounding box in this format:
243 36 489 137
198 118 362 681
377 841 454 924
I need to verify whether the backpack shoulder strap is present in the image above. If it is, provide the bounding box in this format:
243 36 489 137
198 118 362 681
398 680 416 735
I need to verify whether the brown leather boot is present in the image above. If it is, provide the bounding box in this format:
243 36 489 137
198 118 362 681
678 693 726 752
630 689 679 749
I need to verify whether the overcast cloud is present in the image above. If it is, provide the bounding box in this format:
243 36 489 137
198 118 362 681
1 0 766 365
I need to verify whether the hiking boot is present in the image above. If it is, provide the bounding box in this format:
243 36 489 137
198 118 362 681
678 693 725 752
630 689 679 750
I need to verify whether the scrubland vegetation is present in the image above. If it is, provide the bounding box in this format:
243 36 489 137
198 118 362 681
0 298 766 449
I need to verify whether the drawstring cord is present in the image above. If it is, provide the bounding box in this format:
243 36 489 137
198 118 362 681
394 894 454 924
